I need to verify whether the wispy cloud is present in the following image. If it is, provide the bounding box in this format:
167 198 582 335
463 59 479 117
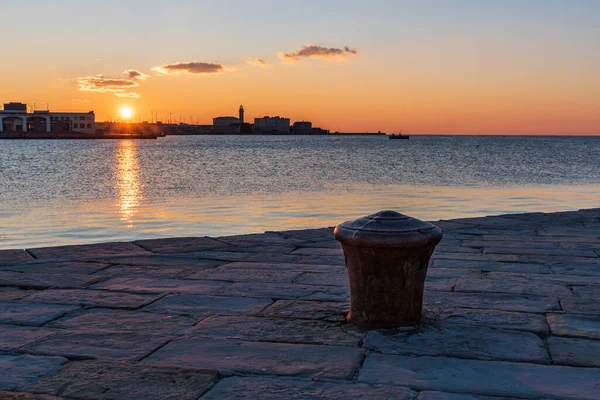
152 61 225 75
74 99 90 103
114 92 141 98
246 58 269 67
123 69 149 80
76 74 141 98
280 45 358 61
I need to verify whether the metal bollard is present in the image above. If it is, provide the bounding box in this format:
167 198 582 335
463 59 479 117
334 210 443 329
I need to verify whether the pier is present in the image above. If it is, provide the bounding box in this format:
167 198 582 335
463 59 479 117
1 209 599 399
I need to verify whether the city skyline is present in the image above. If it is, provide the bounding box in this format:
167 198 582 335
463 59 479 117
1 1 599 134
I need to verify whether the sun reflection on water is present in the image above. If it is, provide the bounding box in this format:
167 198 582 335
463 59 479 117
115 140 141 227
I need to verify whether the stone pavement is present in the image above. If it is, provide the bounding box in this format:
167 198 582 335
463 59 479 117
1 209 599 399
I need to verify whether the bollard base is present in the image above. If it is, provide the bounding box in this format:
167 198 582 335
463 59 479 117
340 244 436 330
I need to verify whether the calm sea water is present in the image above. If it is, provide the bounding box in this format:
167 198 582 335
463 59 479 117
1 135 599 249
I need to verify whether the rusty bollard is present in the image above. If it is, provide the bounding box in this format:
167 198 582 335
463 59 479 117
334 210 443 328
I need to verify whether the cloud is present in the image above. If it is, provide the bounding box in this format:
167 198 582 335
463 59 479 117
152 61 225 75
123 69 149 80
114 92 141 98
75 99 90 103
246 58 269 67
280 45 358 61
76 74 141 98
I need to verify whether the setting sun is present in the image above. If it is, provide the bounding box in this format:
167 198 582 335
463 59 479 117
120 107 133 120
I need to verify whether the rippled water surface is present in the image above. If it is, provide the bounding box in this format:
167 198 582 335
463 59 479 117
1 135 599 249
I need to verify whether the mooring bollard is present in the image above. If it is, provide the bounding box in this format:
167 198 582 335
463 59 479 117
334 210 443 328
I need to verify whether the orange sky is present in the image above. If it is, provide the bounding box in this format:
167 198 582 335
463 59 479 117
1 1 599 135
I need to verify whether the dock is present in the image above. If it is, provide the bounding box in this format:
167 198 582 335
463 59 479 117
1 209 599 399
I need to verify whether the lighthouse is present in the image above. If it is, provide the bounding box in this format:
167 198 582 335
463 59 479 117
239 105 244 124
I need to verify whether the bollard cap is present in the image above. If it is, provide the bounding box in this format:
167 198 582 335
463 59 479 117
334 210 443 249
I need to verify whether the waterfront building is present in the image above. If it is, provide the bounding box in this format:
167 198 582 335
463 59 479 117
0 102 95 134
292 121 313 134
213 116 240 134
254 116 290 134
239 105 244 124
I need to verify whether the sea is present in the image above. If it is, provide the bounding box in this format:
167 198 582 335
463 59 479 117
1 135 599 249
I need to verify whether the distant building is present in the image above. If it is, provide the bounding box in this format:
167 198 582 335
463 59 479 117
254 116 290 134
292 121 312 134
239 105 244 124
0 102 95 134
213 116 240 134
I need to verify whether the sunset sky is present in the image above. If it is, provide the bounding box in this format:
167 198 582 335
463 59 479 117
1 0 599 134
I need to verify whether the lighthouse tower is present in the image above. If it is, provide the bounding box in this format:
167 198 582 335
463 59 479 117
239 105 244 124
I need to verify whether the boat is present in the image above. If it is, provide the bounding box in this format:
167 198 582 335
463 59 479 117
389 133 409 140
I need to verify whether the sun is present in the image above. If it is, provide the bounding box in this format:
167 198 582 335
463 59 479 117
120 107 133 120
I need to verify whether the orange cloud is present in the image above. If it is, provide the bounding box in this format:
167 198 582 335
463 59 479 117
246 58 269 67
280 45 358 61
76 74 141 98
152 61 225 75
123 69 149 80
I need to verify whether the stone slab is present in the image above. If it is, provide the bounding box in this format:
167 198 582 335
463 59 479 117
258 300 349 322
218 261 343 273
143 294 272 317
221 282 349 301
453 278 573 297
291 247 344 256
548 336 600 367
186 267 305 283
485 271 600 286
551 263 600 276
296 271 348 286
0 271 103 290
432 252 520 263
547 314 600 340
91 277 228 295
204 244 297 254
187 315 361 346
171 250 302 264
0 325 58 351
0 288 31 301
0 392 63 399
272 227 334 242
424 291 560 313
433 246 482 254
358 354 600 399
0 301 79 326
94 265 196 279
423 306 549 334
20 360 218 400
483 247 598 258
87 254 223 269
572 285 600 298
216 231 306 246
0 355 67 391
133 236 228 253
560 297 600 315
430 259 552 274
202 377 415 400
23 289 162 310
144 338 364 379
47 309 197 335
22 331 170 361
462 240 558 249
0 250 34 266
0 261 109 275
417 392 515 400
26 242 150 260
363 325 548 363
427 268 483 280
296 255 345 265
